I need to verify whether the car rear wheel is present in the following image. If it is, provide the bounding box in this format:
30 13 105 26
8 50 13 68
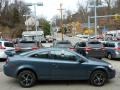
17 70 36 88
107 53 112 60
90 70 107 86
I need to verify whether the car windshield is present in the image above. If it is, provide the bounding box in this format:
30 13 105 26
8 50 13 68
4 42 14 47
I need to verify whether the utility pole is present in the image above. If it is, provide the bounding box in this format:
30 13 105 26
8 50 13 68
27 2 43 42
94 0 97 36
58 3 64 41
88 0 104 36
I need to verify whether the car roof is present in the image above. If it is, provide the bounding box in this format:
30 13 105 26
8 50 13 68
39 48 68 51
101 41 120 44
56 40 70 42
19 48 70 56
78 40 101 43
0 40 12 43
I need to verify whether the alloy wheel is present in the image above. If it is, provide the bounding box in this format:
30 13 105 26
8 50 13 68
90 70 107 86
18 70 36 87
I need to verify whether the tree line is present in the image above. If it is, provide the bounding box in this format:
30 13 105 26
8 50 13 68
0 0 51 39
52 0 120 31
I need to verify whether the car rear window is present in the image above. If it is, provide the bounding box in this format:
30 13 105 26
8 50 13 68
88 41 101 44
18 43 35 48
18 41 36 48
4 42 14 47
57 41 71 44
88 41 102 48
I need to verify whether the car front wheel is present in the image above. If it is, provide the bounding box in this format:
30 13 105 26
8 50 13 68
90 70 107 86
17 70 36 88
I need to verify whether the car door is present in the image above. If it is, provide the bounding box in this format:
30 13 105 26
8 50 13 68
29 51 53 79
87 41 105 57
75 42 86 56
50 50 88 80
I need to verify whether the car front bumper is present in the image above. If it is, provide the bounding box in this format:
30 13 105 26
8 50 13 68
108 69 116 79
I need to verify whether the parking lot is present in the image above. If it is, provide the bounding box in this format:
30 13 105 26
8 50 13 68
0 58 120 90
0 35 120 90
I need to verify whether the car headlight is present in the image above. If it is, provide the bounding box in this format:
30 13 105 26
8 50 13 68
108 64 113 69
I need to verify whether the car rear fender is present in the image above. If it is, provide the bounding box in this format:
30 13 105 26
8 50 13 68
16 65 38 78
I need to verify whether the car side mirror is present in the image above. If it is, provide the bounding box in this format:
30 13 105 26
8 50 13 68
78 58 85 63
61 53 65 57
5 51 15 57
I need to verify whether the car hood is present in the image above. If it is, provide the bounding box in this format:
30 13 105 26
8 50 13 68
87 57 111 66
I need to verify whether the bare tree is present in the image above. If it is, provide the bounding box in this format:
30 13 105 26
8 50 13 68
77 0 88 23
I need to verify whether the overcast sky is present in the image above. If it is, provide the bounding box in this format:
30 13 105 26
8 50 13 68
22 0 87 20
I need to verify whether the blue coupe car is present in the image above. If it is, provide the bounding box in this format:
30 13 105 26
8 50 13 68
3 48 115 87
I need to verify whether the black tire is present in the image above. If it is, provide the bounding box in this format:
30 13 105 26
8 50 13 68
107 53 112 60
89 70 107 86
17 70 36 88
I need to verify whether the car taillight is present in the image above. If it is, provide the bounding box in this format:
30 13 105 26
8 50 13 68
15 47 21 51
5 57 9 64
114 48 120 51
32 47 39 50
85 47 92 51
101 47 105 50
69 48 75 51
0 45 6 49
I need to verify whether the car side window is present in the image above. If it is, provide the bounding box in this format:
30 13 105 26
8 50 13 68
103 43 108 47
30 51 50 59
50 50 78 62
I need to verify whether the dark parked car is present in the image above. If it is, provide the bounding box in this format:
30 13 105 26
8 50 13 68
15 41 43 54
4 48 115 87
101 41 120 59
53 40 75 50
74 41 105 59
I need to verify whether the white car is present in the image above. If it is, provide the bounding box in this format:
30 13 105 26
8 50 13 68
0 41 15 60
78 35 89 41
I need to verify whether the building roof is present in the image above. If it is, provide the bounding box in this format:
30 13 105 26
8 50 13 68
22 31 44 36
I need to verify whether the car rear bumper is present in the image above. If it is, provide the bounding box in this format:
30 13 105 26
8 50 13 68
3 64 16 78
87 53 105 58
16 49 32 54
86 50 105 58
